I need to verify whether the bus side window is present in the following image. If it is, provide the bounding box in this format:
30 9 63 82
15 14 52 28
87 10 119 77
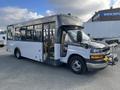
34 24 42 42
15 27 21 41
26 26 34 41
26 30 33 41
21 29 26 41
7 30 13 40
7 26 14 40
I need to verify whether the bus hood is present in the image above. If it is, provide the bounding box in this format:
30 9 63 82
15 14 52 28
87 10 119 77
82 41 106 49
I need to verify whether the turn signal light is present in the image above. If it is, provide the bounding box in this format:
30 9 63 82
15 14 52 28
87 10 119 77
90 54 105 60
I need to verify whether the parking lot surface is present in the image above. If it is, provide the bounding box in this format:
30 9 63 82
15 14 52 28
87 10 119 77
0 47 120 90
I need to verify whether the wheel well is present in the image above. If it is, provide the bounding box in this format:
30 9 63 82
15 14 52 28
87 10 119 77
68 54 86 64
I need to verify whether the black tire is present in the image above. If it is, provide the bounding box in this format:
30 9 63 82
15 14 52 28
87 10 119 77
14 49 21 59
69 56 87 74
0 45 4 47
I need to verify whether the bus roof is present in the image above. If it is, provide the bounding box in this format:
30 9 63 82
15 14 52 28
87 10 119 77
8 14 82 27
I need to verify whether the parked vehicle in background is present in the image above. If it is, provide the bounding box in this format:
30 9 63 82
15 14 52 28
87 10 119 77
7 14 118 74
84 8 120 45
0 30 6 47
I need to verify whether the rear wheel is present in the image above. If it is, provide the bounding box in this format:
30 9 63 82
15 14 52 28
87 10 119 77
0 45 4 47
14 49 21 59
69 56 87 74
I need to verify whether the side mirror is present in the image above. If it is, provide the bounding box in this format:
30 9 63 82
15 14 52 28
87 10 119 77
87 33 90 37
77 31 82 43
84 44 89 49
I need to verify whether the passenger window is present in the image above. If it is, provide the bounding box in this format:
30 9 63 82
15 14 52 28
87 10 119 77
7 26 14 40
34 24 42 42
26 30 33 41
20 27 26 41
15 27 21 41
26 26 34 41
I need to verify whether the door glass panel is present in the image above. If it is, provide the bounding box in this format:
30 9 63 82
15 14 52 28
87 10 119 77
43 24 49 60
49 23 55 59
43 22 55 60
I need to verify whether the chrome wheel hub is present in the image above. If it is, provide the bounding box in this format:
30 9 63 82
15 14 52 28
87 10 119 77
72 60 81 71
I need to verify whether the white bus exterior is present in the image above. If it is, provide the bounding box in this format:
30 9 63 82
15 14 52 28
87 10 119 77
0 31 6 46
7 14 117 74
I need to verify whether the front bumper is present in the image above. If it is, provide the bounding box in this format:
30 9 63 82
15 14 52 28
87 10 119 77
86 60 108 71
86 53 118 71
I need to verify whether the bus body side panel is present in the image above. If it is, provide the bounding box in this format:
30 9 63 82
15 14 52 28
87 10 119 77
60 45 90 63
7 41 43 62
7 40 16 54
54 44 61 60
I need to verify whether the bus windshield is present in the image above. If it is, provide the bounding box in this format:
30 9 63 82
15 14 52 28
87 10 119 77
67 30 91 43
81 30 91 42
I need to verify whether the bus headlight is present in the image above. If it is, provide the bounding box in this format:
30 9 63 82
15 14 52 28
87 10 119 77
90 54 105 60
90 48 102 53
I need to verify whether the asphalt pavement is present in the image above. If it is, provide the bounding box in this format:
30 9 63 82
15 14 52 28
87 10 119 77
0 47 120 90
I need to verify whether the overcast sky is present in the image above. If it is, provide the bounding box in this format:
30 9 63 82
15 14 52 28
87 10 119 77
0 0 120 30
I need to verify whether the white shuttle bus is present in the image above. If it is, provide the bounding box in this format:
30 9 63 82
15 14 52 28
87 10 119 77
0 30 6 46
7 14 117 74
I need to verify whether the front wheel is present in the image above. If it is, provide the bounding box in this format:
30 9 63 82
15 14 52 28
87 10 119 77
14 49 21 59
69 56 87 74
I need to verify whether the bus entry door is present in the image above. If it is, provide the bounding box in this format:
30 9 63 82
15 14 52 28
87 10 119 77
43 23 55 61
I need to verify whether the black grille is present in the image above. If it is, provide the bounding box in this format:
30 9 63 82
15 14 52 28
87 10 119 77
102 47 110 52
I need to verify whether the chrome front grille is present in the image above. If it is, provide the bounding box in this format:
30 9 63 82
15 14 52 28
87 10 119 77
102 47 110 52
102 47 111 55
